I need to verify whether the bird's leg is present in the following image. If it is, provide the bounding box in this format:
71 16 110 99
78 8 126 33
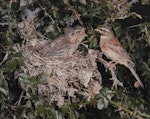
97 55 123 89
102 61 117 72
98 58 110 72
97 52 110 71
109 64 123 89
107 61 118 70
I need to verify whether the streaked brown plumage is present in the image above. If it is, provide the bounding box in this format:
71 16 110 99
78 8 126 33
37 26 87 57
95 25 144 88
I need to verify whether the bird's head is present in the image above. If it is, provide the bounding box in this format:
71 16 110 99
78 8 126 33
95 25 114 39
66 26 87 42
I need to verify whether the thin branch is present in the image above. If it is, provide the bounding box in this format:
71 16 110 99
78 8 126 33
37 0 54 23
97 53 123 89
0 50 9 66
37 0 61 32
102 92 150 118
0 22 9 26
66 3 84 26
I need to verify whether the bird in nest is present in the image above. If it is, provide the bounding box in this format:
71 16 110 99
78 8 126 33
36 26 87 57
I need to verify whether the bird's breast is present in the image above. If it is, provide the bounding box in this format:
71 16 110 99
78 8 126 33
100 40 108 51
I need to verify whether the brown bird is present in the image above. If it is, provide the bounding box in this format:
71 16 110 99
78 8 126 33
37 26 87 57
95 25 144 88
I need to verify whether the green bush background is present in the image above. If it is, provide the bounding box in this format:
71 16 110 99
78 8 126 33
0 0 150 118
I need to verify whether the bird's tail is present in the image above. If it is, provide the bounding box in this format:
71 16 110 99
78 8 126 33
127 65 144 88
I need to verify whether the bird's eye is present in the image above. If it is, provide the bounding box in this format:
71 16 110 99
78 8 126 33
99 28 105 32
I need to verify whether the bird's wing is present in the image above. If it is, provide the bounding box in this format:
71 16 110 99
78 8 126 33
46 37 70 56
107 38 134 67
109 38 131 59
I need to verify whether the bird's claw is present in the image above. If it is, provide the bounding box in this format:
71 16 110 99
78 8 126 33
104 61 117 71
110 77 123 89
108 61 117 70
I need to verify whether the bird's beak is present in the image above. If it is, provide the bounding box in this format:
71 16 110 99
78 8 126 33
94 27 105 36
80 27 87 37
94 28 101 33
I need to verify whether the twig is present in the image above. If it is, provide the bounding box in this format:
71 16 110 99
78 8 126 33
97 54 123 89
0 50 9 66
102 92 150 118
37 0 54 23
0 22 9 26
109 66 123 89
37 0 61 32
91 0 100 3
1 99 15 118
66 3 84 26
8 0 13 33
14 91 24 106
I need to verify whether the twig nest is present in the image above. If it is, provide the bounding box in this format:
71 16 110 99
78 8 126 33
15 19 102 107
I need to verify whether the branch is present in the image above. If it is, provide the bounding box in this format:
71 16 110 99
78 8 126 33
66 3 84 26
97 52 123 89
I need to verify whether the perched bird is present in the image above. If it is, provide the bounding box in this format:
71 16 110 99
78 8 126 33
95 25 144 88
37 26 87 57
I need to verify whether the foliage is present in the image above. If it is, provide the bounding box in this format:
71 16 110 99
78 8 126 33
0 0 150 119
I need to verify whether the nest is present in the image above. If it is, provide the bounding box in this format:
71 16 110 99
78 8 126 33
14 19 102 107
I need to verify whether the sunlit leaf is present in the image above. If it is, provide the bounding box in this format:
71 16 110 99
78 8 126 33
79 0 86 5
0 87 8 96
97 98 105 110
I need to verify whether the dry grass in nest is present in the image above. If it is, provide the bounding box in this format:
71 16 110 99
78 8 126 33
14 19 102 107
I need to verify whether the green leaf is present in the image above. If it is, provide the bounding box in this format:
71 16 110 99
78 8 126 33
0 87 8 96
0 79 8 96
16 58 24 66
63 0 69 4
27 112 35 119
96 88 114 110
19 73 28 80
99 0 107 6
4 59 17 72
38 74 48 84
4 58 24 72
78 0 86 5
45 25 55 33
89 35 98 48
97 98 105 110
19 73 30 84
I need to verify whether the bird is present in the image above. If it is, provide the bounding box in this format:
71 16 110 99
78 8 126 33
95 25 144 88
37 26 87 57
